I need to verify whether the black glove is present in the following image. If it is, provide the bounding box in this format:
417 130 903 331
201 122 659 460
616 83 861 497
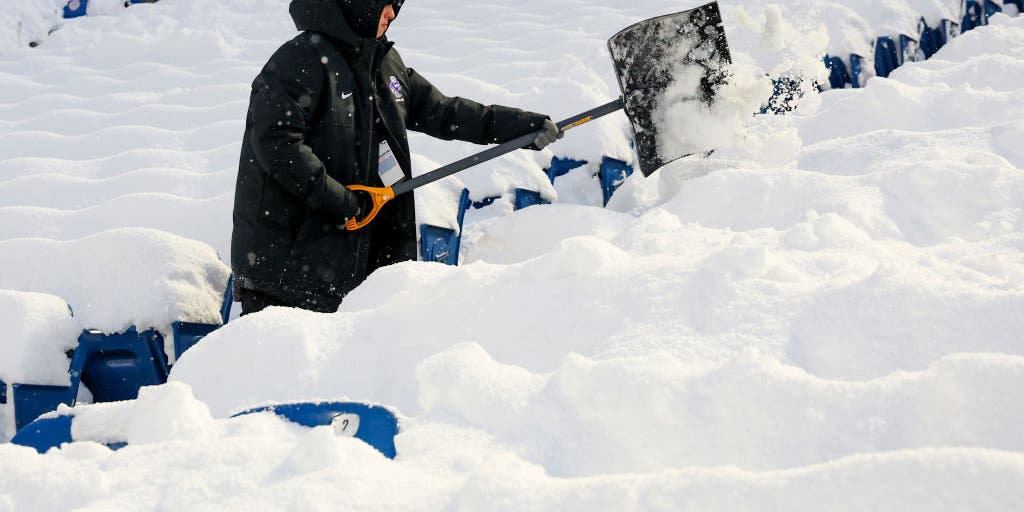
529 118 563 151
350 189 373 220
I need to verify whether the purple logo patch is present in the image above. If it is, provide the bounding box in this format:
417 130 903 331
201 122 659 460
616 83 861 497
388 75 403 101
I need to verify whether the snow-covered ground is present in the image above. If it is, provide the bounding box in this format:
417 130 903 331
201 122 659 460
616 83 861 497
1 0 1023 510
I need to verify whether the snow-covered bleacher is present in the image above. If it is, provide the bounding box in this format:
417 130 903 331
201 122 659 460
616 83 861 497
0 229 231 439
430 0 1023 262
823 0 1016 88
1 0 1023 506
1 0 1021 444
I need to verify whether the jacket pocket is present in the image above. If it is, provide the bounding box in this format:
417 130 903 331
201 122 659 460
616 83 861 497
287 214 362 294
255 179 300 229
290 215 328 255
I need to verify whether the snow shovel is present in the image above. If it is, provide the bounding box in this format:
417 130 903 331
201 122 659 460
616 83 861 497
346 1 732 230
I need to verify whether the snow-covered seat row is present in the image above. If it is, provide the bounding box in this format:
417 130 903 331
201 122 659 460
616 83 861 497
874 35 923 78
539 156 634 207
919 18 962 59
5 297 231 436
466 156 604 214
10 326 167 433
962 0 1005 31
63 0 157 20
12 393 400 459
10 323 221 434
822 0 1011 90
422 155 636 266
0 229 232 438
0 291 81 440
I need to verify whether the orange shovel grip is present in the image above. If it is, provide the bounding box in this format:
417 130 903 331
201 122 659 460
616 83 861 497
345 185 395 231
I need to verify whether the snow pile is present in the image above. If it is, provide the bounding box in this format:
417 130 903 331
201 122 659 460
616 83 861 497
0 291 81 441
0 291 79 386
2 380 1022 510
66 382 221 445
182 10 1024 511
0 228 231 359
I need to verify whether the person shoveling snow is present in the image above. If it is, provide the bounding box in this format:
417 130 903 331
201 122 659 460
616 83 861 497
232 0 733 316
231 0 562 314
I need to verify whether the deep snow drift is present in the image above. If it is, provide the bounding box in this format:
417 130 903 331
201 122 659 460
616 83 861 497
1 0 1023 510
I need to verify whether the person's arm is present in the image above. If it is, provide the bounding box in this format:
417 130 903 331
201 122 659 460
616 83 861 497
248 42 362 222
404 67 555 147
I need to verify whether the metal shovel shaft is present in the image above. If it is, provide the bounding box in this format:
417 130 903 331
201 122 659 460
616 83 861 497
392 97 625 197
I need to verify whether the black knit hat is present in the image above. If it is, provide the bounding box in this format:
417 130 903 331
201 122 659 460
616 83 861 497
337 0 403 38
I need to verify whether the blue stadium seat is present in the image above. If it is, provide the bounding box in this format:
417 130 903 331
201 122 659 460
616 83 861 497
962 0 985 32
920 18 961 58
545 157 587 184
10 414 73 453
849 54 867 88
471 196 500 209
171 322 221 360
64 0 157 19
420 188 472 265
874 37 900 78
824 56 852 89
0 379 6 405
919 19 942 59
220 275 233 324
12 384 76 431
63 0 87 19
984 0 1003 20
12 412 127 453
13 400 401 458
598 157 634 206
941 19 962 44
171 275 233 359
514 189 549 210
899 35 923 64
72 327 169 403
420 225 457 264
233 402 400 459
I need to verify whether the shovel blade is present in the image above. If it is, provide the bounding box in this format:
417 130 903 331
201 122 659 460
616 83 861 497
608 2 732 176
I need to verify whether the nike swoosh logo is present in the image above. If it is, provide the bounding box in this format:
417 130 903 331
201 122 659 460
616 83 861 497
341 92 353 99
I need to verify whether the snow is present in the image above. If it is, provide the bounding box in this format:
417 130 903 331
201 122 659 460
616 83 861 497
69 382 221 445
1 0 1023 510
0 228 231 361
655 62 774 161
0 1 64 52
0 291 79 387
0 290 81 441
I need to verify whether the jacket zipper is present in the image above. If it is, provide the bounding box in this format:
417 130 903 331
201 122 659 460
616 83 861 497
354 42 379 281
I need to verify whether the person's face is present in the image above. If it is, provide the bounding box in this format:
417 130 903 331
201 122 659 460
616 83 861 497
377 5 396 38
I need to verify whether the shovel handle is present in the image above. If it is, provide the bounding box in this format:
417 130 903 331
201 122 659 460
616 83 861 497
345 98 626 229
392 98 626 196
344 185 395 231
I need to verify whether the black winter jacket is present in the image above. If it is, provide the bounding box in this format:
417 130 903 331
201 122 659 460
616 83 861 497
231 0 548 309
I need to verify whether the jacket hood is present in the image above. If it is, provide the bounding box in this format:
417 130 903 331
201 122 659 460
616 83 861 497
289 0 399 42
